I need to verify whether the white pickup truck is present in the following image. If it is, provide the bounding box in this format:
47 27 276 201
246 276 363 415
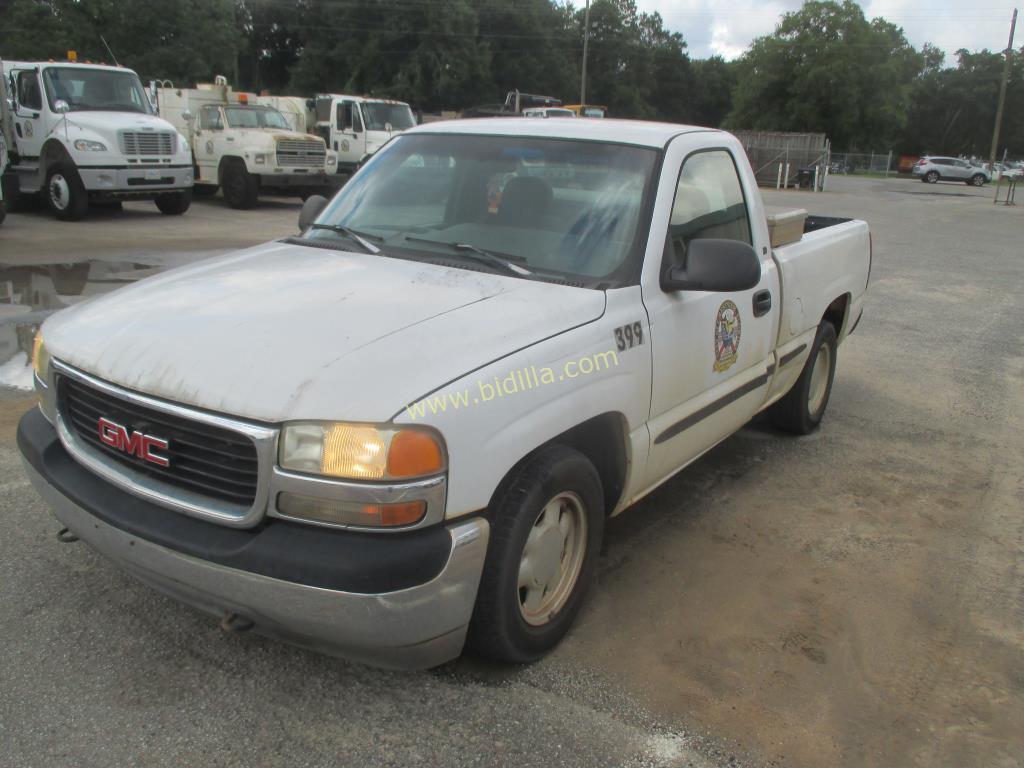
20 119 870 669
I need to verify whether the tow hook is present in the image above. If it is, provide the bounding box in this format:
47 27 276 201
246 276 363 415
56 527 79 543
219 612 254 634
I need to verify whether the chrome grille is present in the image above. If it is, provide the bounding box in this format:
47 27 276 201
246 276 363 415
276 140 326 168
119 130 176 156
58 375 259 505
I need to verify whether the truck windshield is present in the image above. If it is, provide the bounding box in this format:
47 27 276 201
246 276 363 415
361 103 415 131
224 106 291 130
42 67 152 114
307 134 658 287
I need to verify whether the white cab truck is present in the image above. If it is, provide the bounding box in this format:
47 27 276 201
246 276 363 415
20 118 870 669
0 129 8 226
312 94 415 173
0 59 193 221
154 79 338 208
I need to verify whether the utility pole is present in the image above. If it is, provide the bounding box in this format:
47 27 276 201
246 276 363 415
580 0 591 106
989 8 1017 172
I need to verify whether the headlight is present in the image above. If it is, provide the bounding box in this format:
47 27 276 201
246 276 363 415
74 139 107 152
327 153 337 165
32 332 51 382
280 422 445 480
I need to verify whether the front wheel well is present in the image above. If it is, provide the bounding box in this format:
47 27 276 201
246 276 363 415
490 413 628 517
823 294 850 336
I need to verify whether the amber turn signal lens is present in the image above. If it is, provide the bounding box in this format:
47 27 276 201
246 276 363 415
277 493 426 528
386 430 445 478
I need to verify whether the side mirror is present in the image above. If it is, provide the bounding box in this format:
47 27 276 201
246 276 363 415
182 109 194 123
298 195 329 232
53 99 70 114
384 121 393 133
661 238 762 292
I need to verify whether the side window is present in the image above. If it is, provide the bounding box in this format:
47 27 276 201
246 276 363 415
667 150 751 265
200 106 222 130
17 71 43 111
338 102 361 132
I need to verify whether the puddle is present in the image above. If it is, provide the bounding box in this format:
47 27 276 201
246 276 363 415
0 261 163 389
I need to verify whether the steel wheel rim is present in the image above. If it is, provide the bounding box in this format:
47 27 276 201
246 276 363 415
808 342 831 415
49 175 70 211
517 491 587 627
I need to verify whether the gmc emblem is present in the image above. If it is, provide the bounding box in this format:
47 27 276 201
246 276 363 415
97 417 170 467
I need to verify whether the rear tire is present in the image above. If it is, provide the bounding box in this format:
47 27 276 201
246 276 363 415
155 189 192 215
45 163 89 221
467 445 604 663
0 199 6 227
221 161 258 209
925 171 939 184
770 322 838 435
969 174 986 187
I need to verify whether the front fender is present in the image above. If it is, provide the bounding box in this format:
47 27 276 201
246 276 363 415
394 286 653 518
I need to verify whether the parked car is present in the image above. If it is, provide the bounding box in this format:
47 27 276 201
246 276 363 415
913 156 990 186
21 118 871 669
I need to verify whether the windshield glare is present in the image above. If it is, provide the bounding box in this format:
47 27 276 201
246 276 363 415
362 103 415 131
224 106 290 129
42 67 152 114
309 134 657 286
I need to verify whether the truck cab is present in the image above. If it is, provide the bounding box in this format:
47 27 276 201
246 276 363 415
0 58 193 220
313 94 415 173
155 79 339 209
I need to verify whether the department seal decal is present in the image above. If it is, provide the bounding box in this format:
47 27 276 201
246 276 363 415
713 300 741 373
341 139 350 152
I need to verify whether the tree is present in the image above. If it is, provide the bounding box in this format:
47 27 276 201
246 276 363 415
0 0 239 85
689 56 737 127
725 0 923 148
901 47 1024 157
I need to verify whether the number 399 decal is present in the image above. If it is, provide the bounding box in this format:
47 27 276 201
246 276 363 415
614 322 645 351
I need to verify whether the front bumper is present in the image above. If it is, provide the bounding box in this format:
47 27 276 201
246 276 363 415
18 408 489 670
78 165 192 195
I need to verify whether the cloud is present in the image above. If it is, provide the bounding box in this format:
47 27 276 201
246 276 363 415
635 0 1017 60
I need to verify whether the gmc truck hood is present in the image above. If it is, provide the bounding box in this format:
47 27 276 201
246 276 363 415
43 242 605 423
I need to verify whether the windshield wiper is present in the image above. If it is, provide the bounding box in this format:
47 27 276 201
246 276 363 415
403 236 532 276
308 224 381 254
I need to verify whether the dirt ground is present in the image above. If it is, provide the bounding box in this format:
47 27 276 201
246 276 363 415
1 177 1022 767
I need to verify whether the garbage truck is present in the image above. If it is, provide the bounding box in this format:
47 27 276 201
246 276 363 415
153 78 339 208
310 94 416 173
0 57 194 221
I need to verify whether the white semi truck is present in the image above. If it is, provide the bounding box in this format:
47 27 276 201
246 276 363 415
0 129 7 227
311 94 416 173
154 78 339 208
0 58 193 221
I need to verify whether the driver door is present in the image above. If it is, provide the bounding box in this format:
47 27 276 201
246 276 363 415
334 100 365 167
194 105 225 182
11 68 45 159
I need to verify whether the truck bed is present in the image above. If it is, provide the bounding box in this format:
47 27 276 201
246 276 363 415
771 217 870 347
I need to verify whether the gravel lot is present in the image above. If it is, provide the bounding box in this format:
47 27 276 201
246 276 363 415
1 176 1022 767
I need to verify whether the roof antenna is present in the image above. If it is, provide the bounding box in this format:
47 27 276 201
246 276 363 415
100 36 120 66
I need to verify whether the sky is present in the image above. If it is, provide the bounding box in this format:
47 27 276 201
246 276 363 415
634 0 1019 61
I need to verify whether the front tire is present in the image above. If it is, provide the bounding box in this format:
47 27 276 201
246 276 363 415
221 162 258 209
45 164 89 221
155 189 192 215
770 321 838 434
468 445 604 663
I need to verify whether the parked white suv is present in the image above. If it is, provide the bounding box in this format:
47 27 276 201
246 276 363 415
913 156 990 186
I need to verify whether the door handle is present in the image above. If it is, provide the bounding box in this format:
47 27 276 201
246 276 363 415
753 290 772 317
